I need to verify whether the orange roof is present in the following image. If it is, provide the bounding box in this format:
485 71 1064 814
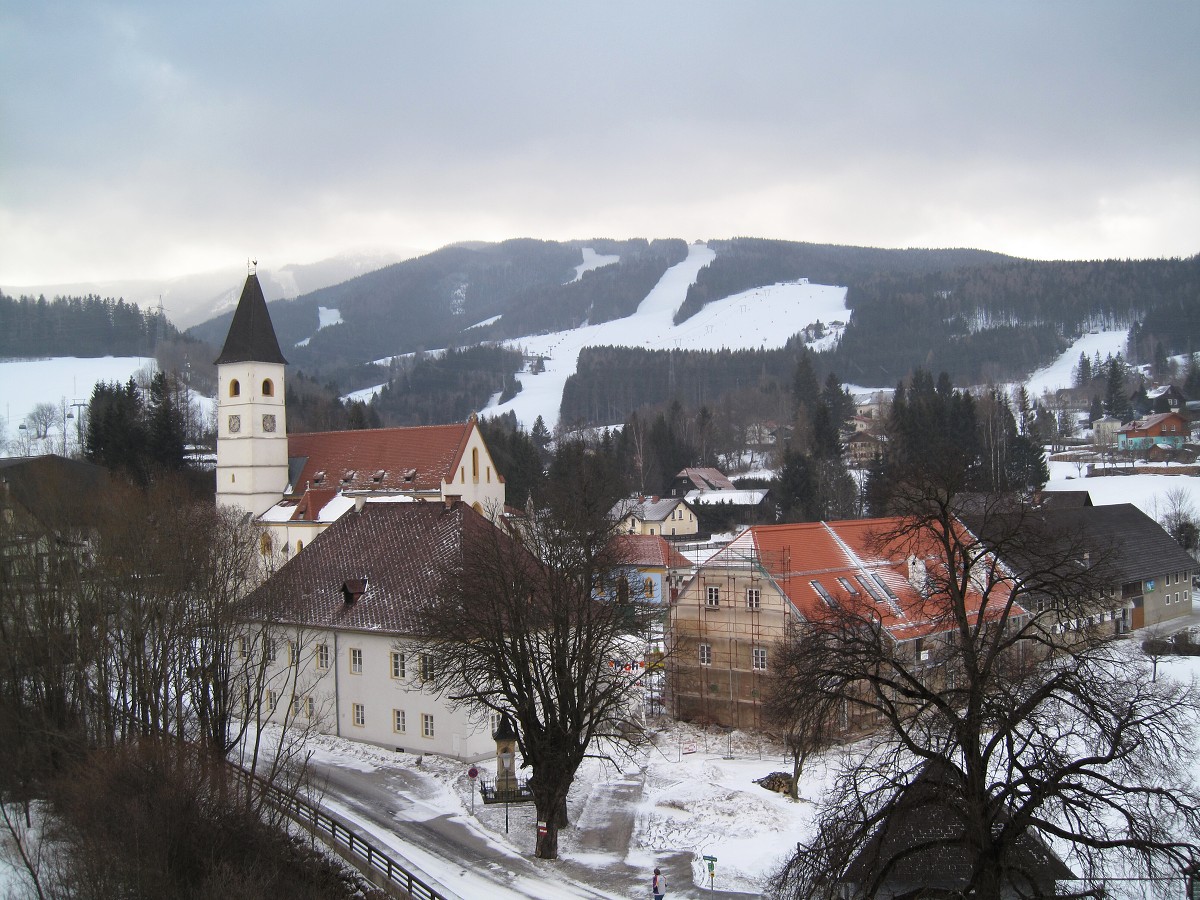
612 534 692 570
288 487 339 522
287 421 487 496
709 517 1017 642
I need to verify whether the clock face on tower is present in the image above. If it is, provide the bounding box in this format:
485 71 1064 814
262 414 276 433
227 414 241 434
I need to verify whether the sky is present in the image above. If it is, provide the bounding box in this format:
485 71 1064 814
2 2 1198 287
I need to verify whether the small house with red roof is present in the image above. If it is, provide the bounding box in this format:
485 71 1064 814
669 518 1017 729
214 273 504 560
1116 411 1187 452
609 534 694 605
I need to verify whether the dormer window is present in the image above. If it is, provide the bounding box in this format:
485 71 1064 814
341 470 356 485
313 471 326 485
403 468 416 482
372 470 386 484
342 578 367 604
229 379 241 397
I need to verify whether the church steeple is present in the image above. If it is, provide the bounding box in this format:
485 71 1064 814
215 273 289 516
214 273 288 366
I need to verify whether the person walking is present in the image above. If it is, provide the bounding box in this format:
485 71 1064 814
652 867 666 899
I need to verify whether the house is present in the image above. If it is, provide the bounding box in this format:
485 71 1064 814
236 499 503 761
671 467 736 496
214 273 505 557
0 455 111 585
844 430 884 468
611 496 698 538
1091 414 1122 450
839 759 1075 899
669 518 1014 728
1116 411 1188 452
1134 383 1188 417
609 534 693 605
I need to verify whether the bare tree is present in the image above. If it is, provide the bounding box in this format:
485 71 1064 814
769 494 1200 899
1160 486 1199 558
415 493 660 859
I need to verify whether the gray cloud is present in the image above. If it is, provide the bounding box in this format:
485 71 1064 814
2 1 1197 285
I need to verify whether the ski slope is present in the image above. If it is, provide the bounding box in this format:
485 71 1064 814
484 242 849 431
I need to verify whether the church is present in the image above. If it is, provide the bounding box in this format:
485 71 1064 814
216 271 508 759
213 271 506 559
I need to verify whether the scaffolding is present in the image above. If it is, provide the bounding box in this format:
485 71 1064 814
668 544 790 730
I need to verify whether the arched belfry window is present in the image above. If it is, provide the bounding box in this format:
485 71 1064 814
262 379 274 397
229 379 241 397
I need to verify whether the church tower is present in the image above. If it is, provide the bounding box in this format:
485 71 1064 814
214 272 289 515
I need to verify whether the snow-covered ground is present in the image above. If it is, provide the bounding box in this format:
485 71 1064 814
295 305 345 347
0 356 153 447
571 247 621 283
1045 458 1200 523
485 242 850 431
1023 329 1128 398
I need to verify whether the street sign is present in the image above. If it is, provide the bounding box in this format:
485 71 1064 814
467 766 479 779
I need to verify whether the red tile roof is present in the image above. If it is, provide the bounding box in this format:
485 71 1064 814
240 502 499 634
612 534 692 569
676 467 736 491
709 517 1016 642
287 421 481 496
288 487 339 522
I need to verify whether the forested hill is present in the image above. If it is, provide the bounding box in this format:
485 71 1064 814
0 293 182 358
187 238 686 382
673 238 1014 324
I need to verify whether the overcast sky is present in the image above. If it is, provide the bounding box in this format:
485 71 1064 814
2 2 1197 286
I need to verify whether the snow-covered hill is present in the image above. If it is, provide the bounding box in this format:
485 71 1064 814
483 242 850 431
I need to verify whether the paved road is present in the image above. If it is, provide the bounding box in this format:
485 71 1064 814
305 755 755 898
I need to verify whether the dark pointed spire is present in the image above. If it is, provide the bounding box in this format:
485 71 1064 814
214 273 288 365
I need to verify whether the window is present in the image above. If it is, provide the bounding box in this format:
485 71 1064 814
265 639 277 664
706 586 720 607
392 709 406 733
259 532 272 556
352 703 365 727
472 448 479 481
752 647 767 671
391 651 406 679
746 588 761 609
316 643 329 670
419 653 433 681
262 378 274 397
296 540 303 553
287 640 298 667
236 636 247 658
699 643 712 666
350 648 363 674
422 713 435 738
645 578 655 599
229 379 240 397
305 696 314 718
292 695 303 716
266 690 277 710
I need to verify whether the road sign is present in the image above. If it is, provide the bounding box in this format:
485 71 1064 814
467 766 479 779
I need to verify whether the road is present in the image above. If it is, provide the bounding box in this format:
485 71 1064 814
304 754 753 899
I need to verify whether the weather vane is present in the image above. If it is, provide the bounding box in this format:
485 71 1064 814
248 257 258 275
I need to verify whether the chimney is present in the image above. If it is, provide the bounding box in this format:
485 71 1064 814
354 495 365 513
907 555 928 592
444 494 461 509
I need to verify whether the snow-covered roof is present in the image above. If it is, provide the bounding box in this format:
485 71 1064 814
684 489 768 506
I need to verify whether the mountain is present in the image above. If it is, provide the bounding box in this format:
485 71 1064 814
1 249 417 329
